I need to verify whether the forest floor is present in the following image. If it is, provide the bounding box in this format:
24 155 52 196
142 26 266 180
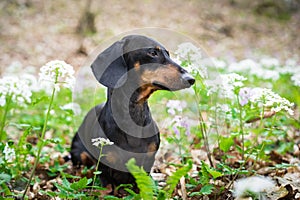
0 0 300 71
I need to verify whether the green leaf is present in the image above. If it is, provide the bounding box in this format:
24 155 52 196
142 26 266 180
208 169 223 179
104 196 121 200
126 158 155 200
165 159 193 196
200 184 214 195
201 161 223 179
70 177 91 190
219 136 234 152
93 171 102 175
157 190 167 200
0 173 11 183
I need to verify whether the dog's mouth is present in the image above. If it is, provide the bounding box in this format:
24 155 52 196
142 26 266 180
152 82 171 91
152 79 194 91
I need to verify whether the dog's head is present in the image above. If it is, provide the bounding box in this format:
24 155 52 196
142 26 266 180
91 35 195 93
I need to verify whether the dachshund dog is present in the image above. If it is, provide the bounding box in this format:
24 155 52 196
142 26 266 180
70 35 195 193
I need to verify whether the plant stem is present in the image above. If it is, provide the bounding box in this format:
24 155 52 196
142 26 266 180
236 94 245 160
92 145 103 192
195 92 213 167
22 87 56 199
0 95 12 141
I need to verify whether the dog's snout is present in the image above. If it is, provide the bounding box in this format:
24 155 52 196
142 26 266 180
187 77 195 85
183 73 195 85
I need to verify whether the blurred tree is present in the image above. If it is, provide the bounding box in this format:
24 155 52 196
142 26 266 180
230 0 300 20
76 0 96 36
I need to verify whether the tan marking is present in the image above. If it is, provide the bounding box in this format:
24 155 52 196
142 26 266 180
147 142 158 157
155 46 161 51
80 151 96 166
134 61 140 71
105 151 118 164
140 64 180 87
137 84 157 102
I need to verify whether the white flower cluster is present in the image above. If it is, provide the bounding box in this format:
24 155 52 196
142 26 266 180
291 72 300 87
0 76 32 107
3 143 16 162
60 102 82 115
227 58 281 81
166 100 187 115
206 73 247 99
39 60 75 92
239 87 294 115
4 62 40 92
249 87 294 115
92 137 114 148
233 176 275 199
175 42 208 78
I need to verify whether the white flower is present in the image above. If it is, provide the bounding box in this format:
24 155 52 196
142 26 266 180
206 73 247 99
175 42 202 60
233 176 275 199
209 103 233 121
175 42 207 78
250 87 294 115
0 76 32 107
60 102 82 115
166 100 187 115
3 143 16 162
291 72 300 87
259 57 280 69
228 59 258 73
250 67 280 81
227 58 281 81
201 57 227 71
211 57 227 69
23 74 39 92
39 60 75 92
92 137 114 148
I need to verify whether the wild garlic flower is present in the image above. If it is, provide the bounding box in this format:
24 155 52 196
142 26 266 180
92 137 114 148
291 72 300 87
60 102 82 115
233 176 275 199
228 59 258 73
228 58 280 81
166 100 187 115
175 42 208 78
0 76 32 107
3 143 16 162
259 57 280 69
39 60 75 92
206 73 247 99
249 87 294 115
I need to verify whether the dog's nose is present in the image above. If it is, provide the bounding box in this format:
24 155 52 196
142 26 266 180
183 73 195 85
187 77 195 85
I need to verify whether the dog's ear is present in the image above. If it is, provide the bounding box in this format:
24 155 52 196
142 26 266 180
91 39 127 88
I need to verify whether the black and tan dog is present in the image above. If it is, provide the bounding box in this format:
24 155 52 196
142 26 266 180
70 35 195 193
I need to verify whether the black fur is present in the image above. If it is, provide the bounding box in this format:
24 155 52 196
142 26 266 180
70 35 195 193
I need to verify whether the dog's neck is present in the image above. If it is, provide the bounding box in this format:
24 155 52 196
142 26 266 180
105 87 153 127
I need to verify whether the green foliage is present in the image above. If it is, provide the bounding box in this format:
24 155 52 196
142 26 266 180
219 136 234 152
165 159 193 196
44 177 103 199
0 52 299 199
126 158 155 200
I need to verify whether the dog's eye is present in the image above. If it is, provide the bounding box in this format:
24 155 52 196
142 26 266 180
148 50 158 57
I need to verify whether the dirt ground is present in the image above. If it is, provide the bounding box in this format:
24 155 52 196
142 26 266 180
0 0 300 73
